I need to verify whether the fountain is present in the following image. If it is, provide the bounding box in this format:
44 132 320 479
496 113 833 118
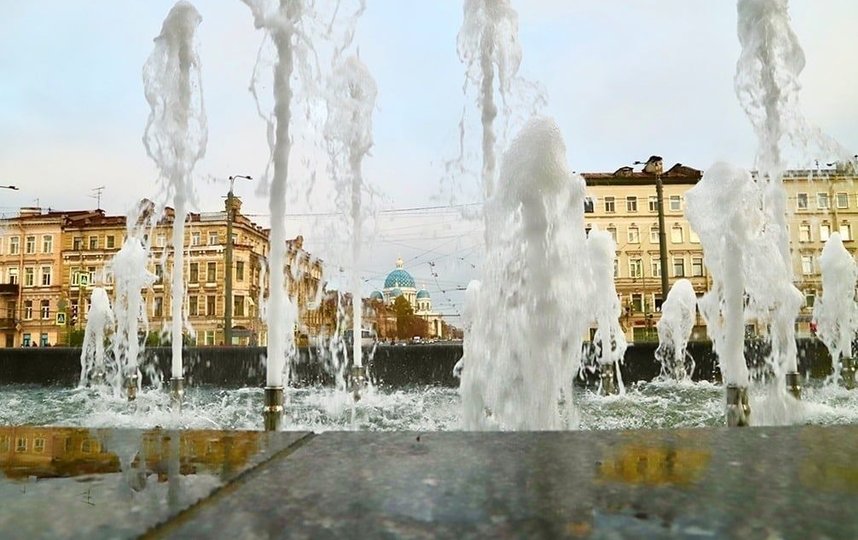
142 1 208 410
656 279 698 382
587 228 627 395
813 233 858 389
323 55 377 402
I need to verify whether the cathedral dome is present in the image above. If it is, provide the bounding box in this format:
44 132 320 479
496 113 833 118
384 257 415 289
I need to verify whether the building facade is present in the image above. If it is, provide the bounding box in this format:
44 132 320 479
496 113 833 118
0 199 324 347
582 160 858 342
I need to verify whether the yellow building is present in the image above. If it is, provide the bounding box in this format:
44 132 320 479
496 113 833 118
0 198 324 347
582 161 857 343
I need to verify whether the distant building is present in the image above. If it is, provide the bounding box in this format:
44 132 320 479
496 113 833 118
374 257 444 338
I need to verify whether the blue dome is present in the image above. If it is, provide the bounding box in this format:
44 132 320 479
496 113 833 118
384 257 415 289
416 289 430 299
370 290 383 301
390 288 403 297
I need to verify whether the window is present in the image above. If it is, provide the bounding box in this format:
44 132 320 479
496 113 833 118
818 193 830 210
208 231 219 245
669 195 681 212
799 223 811 242
71 267 80 286
154 264 163 284
191 231 201 246
0 435 8 453
156 234 166 248
234 295 245 317
796 193 808 210
583 197 594 213
801 255 814 275
206 295 216 316
189 296 198 317
42 235 52 253
671 225 683 244
15 437 26 453
8 268 18 285
607 226 617 243
40 300 50 320
189 263 199 283
629 258 643 278
604 196 615 213
631 293 643 313
626 196 638 213
673 257 686 277
23 301 33 320
88 235 98 250
34 438 45 453
22 333 31 347
837 192 849 209
40 266 51 286
651 259 661 278
692 257 704 277
24 267 34 287
207 262 216 282
689 229 700 244
25 236 35 254
73 237 83 250
820 222 831 242
106 235 115 249
613 259 619 278
6 301 15 320
9 237 19 255
154 297 163 318
628 226 640 244
650 226 659 244
236 261 245 281
648 196 658 212
841 222 852 242
204 330 215 346
805 290 816 308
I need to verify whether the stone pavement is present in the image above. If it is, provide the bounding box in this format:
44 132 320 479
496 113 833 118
2 425 857 539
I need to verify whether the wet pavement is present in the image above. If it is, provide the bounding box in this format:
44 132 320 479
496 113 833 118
2 425 857 539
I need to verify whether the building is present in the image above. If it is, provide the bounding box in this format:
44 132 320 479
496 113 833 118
582 160 858 342
371 257 444 338
0 198 324 347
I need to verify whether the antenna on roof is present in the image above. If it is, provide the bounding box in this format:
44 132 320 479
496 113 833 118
90 186 105 210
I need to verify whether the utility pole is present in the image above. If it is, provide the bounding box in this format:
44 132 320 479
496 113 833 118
224 175 252 346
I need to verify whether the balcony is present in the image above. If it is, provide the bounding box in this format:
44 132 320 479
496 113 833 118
0 283 19 295
0 318 17 329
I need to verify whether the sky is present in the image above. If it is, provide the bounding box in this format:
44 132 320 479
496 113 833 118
1 1 857 320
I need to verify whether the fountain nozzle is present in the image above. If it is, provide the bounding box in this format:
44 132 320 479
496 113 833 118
126 373 139 402
726 384 750 427
841 357 856 390
263 386 284 431
600 364 616 396
350 365 367 402
785 371 801 400
169 377 184 412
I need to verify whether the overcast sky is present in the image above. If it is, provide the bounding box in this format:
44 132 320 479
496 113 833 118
1 1 856 318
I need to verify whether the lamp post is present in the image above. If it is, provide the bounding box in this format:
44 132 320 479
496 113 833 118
225 175 252 347
635 157 669 300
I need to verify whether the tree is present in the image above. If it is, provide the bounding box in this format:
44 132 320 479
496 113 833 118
392 296 428 339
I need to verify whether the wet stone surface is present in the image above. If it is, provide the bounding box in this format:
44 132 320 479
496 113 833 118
0 427 309 539
153 426 858 539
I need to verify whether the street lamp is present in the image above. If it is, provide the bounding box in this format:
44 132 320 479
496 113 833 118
634 156 669 301
225 175 252 346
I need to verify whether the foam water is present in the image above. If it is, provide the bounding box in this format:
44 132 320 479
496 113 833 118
460 117 591 430
656 279 698 381
142 1 208 379
587 228 628 393
814 233 858 384
79 287 116 388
